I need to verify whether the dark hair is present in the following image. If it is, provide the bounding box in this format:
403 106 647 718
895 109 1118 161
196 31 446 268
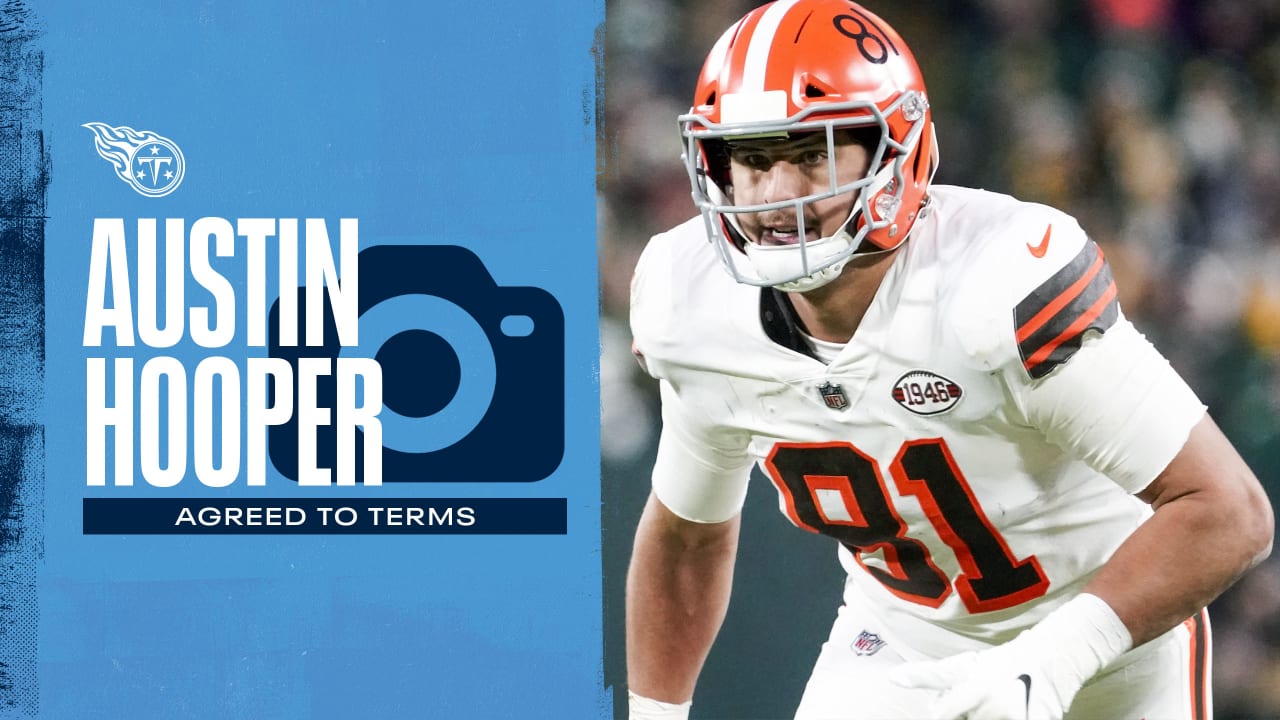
842 125 882 155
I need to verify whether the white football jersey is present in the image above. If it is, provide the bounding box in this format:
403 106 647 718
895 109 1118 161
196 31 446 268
630 185 1206 659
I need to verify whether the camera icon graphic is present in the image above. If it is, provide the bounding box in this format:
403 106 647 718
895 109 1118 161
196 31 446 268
267 245 564 483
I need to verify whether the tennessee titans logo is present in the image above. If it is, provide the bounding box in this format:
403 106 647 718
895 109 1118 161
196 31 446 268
83 122 186 197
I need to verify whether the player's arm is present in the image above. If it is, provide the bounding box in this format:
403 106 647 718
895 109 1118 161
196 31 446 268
622 378 753 718
960 226 1271 642
626 230 754 716
1004 256 1273 648
626 493 740 711
895 226 1273 717
1086 413 1273 645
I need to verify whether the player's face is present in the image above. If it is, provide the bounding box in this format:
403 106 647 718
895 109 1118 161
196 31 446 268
726 132 871 246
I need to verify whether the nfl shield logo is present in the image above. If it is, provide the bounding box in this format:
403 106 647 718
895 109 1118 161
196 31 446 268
818 381 849 411
852 630 886 656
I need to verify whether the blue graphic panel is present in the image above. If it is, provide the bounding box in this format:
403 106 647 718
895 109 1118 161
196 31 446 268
27 1 606 717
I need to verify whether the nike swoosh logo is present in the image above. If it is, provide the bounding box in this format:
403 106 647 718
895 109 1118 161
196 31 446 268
1027 225 1052 258
1018 673 1032 718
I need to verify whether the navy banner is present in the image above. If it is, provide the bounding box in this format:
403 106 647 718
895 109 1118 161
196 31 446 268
84 498 568 535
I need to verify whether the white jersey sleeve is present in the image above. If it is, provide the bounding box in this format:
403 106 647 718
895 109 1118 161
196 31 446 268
1009 318 1206 494
945 201 1206 495
651 380 754 523
630 219 755 523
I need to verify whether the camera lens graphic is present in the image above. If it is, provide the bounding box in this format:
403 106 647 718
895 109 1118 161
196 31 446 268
339 294 497 455
376 330 458 417
267 244 564 484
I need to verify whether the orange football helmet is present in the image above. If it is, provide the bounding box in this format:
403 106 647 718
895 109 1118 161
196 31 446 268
680 0 938 291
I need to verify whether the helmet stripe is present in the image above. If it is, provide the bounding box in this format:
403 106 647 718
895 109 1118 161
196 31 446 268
742 0 801 92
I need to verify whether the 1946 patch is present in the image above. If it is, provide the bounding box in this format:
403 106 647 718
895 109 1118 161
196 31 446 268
892 370 962 415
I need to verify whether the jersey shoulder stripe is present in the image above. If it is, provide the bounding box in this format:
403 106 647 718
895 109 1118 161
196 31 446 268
1013 239 1119 379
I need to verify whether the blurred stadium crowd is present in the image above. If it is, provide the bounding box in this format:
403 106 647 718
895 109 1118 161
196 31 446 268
599 1 1280 717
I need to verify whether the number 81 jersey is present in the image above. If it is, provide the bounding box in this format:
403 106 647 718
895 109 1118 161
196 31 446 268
630 186 1206 658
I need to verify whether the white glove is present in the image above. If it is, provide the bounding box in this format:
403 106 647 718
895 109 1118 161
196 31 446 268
628 690 692 720
890 594 1132 720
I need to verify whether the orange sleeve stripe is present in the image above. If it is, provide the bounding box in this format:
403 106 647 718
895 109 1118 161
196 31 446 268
1185 609 1210 720
1015 247 1105 343
1023 280 1118 372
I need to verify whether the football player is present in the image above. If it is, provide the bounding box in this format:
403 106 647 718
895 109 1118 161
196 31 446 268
624 1 1274 718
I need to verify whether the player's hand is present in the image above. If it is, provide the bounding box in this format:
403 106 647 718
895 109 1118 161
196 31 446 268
890 644 1070 720
889 593 1132 720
